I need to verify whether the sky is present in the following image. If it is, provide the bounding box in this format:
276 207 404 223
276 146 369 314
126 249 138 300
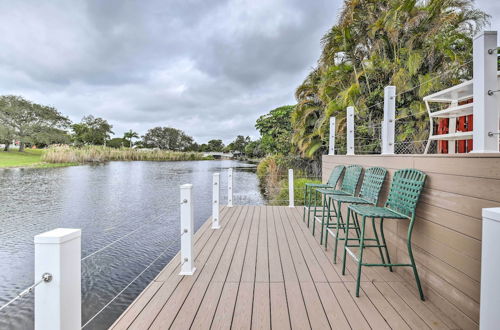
0 0 499 144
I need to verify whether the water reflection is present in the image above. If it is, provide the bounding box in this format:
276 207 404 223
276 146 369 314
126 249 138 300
0 160 263 329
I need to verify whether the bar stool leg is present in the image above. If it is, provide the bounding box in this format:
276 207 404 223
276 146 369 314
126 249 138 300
341 208 352 275
355 216 367 297
332 200 342 262
379 218 392 272
324 196 332 249
312 190 318 236
371 217 387 265
302 186 308 222
408 223 425 301
307 187 314 228
320 194 327 245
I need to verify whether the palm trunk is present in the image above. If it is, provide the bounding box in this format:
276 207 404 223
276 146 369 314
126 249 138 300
19 142 25 152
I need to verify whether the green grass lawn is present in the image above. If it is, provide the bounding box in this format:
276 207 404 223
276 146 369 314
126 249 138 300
0 149 77 168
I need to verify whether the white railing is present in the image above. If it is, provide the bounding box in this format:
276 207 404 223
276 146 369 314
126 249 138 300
0 183 201 330
0 168 310 329
179 184 195 276
227 168 233 207
212 173 221 229
328 30 499 156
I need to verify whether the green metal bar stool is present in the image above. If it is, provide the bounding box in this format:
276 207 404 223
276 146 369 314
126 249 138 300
303 165 344 227
342 169 427 300
312 165 362 245
325 167 387 263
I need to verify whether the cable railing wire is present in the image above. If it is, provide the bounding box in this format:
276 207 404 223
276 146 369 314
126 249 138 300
81 237 180 329
81 214 164 262
342 59 473 144
0 273 52 313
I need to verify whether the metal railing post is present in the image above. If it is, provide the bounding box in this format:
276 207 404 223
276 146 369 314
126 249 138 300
472 31 499 153
288 169 294 208
34 228 81 330
347 106 355 155
227 168 233 207
212 173 220 229
382 86 396 154
328 117 336 155
179 184 196 275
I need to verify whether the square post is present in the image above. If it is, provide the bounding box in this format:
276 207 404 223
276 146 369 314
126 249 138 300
288 169 294 208
347 106 355 155
472 31 499 153
382 86 396 154
34 228 81 330
328 116 336 155
227 168 233 207
480 208 500 328
179 184 196 275
212 173 220 229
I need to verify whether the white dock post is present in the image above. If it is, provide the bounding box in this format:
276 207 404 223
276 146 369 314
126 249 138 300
472 31 499 153
382 86 396 154
212 173 220 229
34 228 81 330
328 117 336 155
347 106 355 155
227 168 233 207
480 208 500 329
288 169 294 208
179 184 196 275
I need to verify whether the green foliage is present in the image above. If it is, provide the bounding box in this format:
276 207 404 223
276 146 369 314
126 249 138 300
0 95 71 151
255 105 294 155
0 149 76 168
244 139 265 158
270 178 321 206
42 145 212 163
142 126 194 150
72 115 113 146
292 0 489 158
256 154 321 203
224 135 250 153
0 124 15 150
205 139 225 152
107 137 127 148
123 129 139 147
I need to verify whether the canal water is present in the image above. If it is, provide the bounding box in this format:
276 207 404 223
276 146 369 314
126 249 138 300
0 160 264 329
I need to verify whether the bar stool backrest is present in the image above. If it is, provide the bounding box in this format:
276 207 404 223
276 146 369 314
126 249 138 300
340 165 362 195
326 165 345 187
385 169 426 219
358 167 387 205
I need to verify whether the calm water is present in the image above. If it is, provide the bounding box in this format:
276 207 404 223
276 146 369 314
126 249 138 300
0 160 264 329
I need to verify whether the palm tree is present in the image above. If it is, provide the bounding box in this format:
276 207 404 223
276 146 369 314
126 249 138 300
123 130 139 148
292 0 488 158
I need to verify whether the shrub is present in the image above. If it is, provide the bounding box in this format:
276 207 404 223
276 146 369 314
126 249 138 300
269 178 321 206
41 145 212 163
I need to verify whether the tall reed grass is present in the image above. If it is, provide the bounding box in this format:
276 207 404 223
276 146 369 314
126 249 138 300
41 146 212 163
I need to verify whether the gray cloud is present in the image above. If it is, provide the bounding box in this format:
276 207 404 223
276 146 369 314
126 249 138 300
0 0 498 143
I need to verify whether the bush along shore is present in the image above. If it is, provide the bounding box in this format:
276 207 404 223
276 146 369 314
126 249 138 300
257 154 321 205
41 146 214 164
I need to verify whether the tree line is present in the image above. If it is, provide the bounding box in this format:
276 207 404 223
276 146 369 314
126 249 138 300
253 0 489 161
0 95 259 156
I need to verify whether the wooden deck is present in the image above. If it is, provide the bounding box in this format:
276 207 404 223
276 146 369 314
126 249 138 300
111 205 462 329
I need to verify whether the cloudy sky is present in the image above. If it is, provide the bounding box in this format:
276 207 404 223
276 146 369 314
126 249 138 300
0 0 499 144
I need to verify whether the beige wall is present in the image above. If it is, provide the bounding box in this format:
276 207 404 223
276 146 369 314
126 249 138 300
322 153 500 329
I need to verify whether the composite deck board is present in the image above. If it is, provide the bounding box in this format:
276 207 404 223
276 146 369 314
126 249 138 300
110 205 466 330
